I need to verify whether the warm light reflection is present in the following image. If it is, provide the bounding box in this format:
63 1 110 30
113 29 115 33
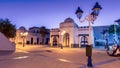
16 50 30 53
58 59 71 63
13 56 29 59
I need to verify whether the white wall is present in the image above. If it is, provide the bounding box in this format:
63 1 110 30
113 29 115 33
0 32 15 51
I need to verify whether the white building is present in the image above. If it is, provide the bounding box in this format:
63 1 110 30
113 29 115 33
15 18 120 47
15 26 49 45
50 18 120 48
50 18 95 48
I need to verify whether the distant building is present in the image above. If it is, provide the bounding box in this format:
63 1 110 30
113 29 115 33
49 17 119 48
15 26 50 45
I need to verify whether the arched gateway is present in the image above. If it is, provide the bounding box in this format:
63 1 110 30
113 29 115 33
63 33 70 47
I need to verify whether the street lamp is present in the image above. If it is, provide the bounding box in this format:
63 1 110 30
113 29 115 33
20 32 28 47
75 2 102 67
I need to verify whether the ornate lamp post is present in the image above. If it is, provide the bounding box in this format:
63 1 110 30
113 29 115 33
20 32 28 47
75 2 102 67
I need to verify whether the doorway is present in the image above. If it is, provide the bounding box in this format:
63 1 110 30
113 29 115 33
31 37 33 44
63 33 70 47
53 36 57 46
80 36 88 47
37 38 39 44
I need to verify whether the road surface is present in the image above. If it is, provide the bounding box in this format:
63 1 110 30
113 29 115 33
0 45 120 68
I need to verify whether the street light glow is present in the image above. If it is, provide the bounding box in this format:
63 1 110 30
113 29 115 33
61 30 66 35
20 31 28 47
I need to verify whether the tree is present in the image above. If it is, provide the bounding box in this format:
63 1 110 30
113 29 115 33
0 18 16 38
108 24 120 45
107 24 120 56
39 26 48 44
108 24 120 34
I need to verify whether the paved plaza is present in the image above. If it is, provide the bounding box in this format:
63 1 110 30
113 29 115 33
0 45 120 68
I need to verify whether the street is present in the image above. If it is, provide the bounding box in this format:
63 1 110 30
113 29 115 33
0 45 120 68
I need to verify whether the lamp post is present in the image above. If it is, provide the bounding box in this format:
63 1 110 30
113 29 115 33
75 2 102 67
21 32 28 47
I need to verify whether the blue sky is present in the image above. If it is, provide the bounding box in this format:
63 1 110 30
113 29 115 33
0 0 120 29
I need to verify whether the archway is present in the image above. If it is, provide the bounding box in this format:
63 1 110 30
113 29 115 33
53 36 57 46
37 38 39 44
63 33 70 47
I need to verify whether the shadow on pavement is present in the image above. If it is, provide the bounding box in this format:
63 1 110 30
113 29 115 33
28 50 52 53
0 51 14 56
94 58 120 67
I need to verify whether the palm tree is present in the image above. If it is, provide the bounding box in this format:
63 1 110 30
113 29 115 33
0 18 16 38
39 26 47 44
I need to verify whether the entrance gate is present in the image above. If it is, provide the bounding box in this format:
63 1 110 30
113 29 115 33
79 34 88 47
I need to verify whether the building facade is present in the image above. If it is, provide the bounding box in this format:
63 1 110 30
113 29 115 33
50 17 120 48
50 18 95 47
15 26 50 45
15 18 120 47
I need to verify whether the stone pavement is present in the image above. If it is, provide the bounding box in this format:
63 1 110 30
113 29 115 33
0 45 120 68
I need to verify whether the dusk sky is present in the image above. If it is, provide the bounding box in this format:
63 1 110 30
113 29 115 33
0 0 120 29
